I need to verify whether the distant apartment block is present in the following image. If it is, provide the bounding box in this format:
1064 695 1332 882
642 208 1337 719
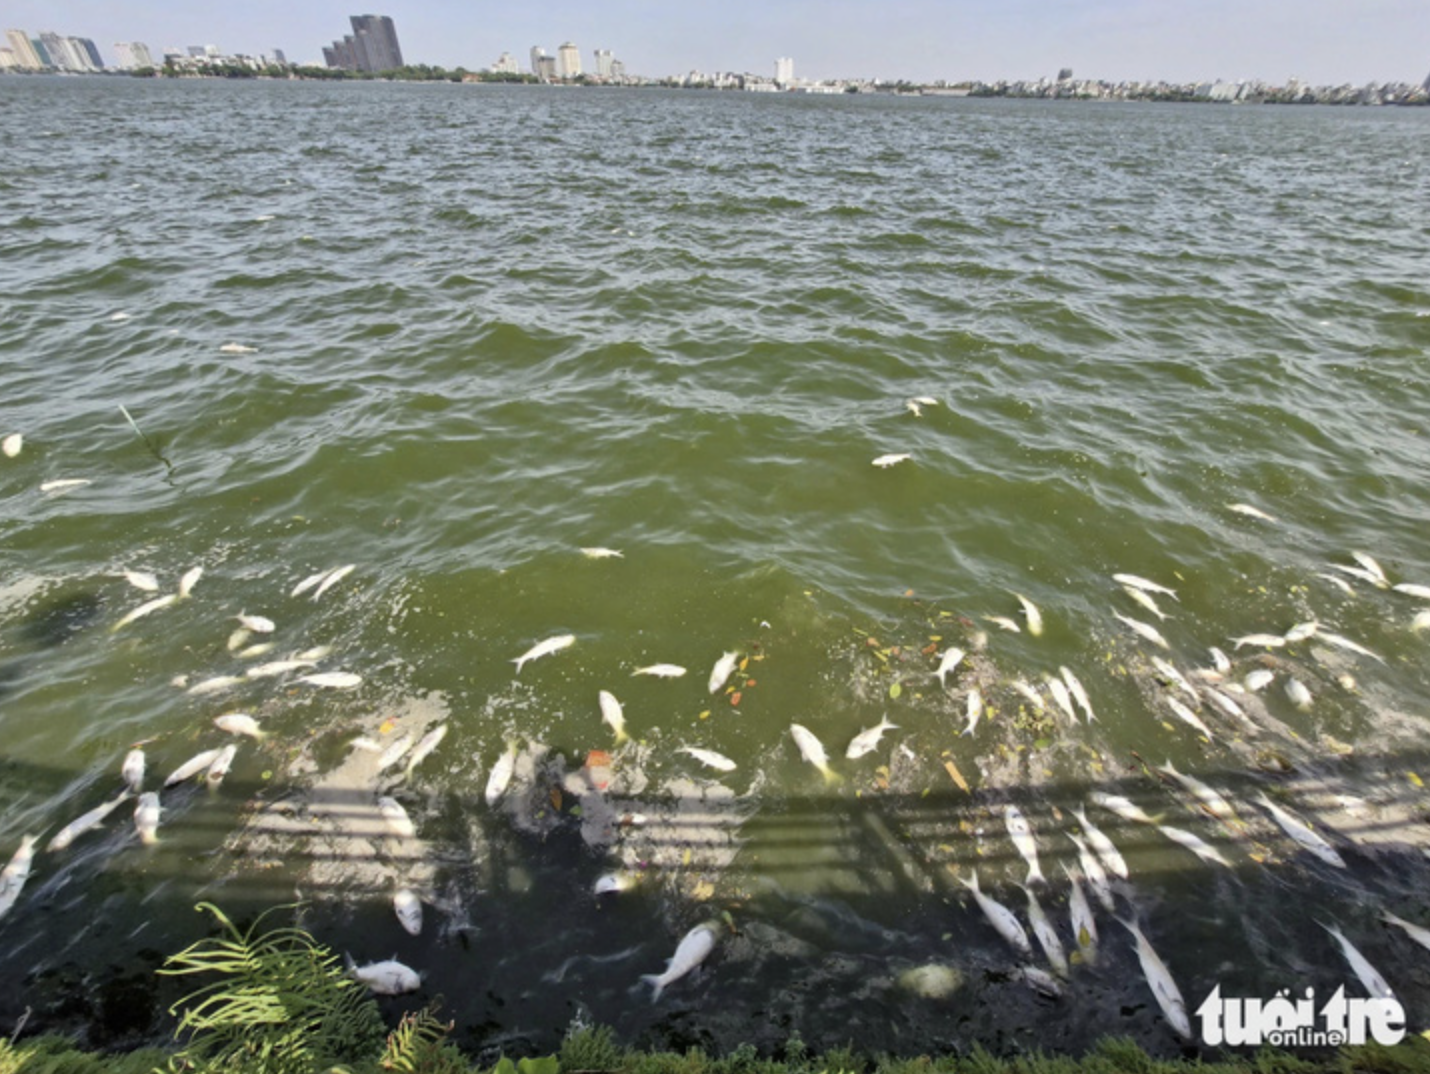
323 14 403 73
594 48 613 78
491 52 518 75
775 56 793 86
4 29 43 69
113 41 155 69
557 41 581 78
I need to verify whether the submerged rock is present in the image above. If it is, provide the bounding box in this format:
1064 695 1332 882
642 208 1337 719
897 962 964 999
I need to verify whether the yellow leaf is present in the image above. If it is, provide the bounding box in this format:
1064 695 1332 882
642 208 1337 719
698 710 711 720
691 880 715 901
943 759 970 793
682 848 692 866
378 718 396 734
1409 771 1424 788
739 657 749 672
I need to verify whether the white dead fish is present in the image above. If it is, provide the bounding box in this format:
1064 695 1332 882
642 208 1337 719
1151 657 1199 703
1381 912 1430 954
111 593 178 632
1062 863 1099 961
641 920 721 1001
234 612 275 633
134 792 161 844
1112 574 1179 601
512 634 575 674
1122 586 1168 622
227 628 252 652
910 395 938 407
1113 612 1169 650
580 547 623 558
1254 793 1345 868
1165 696 1215 740
404 723 448 777
394 889 423 936
845 716 898 759
485 744 516 807
1227 503 1276 522
187 675 244 697
236 642 275 659
349 735 383 753
121 748 145 794
123 570 160 592
376 734 414 773
1005 804 1045 885
1351 552 1389 587
1060 667 1096 723
1067 831 1116 911
789 723 838 783
1209 647 1231 673
1 433 21 458
1073 804 1129 879
290 569 330 597
40 478 91 495
1089 790 1158 827
871 453 911 468
298 671 362 689
0 836 40 920
1244 668 1275 692
345 954 420 995
294 645 332 662
1318 631 1384 664
1318 572 1357 596
1119 919 1191 1040
312 564 355 601
708 651 739 695
984 616 1021 633
1204 689 1249 724
1157 824 1231 867
165 748 223 787
1284 677 1313 710
1321 922 1395 1001
377 797 416 838
958 869 1031 957
1009 679 1045 713
245 659 317 679
934 647 965 688
594 872 639 895
905 399 924 418
1013 593 1043 637
1328 562 1384 588
599 690 629 744
177 566 203 599
1019 965 1064 998
961 688 984 737
1157 761 1236 822
214 713 266 740
1233 633 1286 650
1020 883 1068 977
1282 620 1318 644
1392 583 1430 601
679 746 737 772
219 343 257 355
1044 675 1077 723
48 791 133 851
633 664 687 678
205 744 238 786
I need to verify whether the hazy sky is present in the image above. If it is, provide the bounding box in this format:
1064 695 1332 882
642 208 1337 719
10 0 1429 85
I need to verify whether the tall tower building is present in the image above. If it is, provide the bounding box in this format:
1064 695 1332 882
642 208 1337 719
349 15 403 71
557 41 581 78
775 56 793 86
114 41 155 69
530 46 547 77
594 48 613 78
5 30 43 69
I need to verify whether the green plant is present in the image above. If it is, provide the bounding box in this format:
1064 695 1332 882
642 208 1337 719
158 902 385 1074
559 1026 624 1073
380 1008 462 1073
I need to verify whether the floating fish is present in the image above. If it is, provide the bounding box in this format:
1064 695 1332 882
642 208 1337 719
599 690 629 744
1113 612 1169 650
404 723 448 777
1009 679 1045 713
214 713 265 740
219 343 257 355
1066 831 1116 911
121 748 145 794
1351 552 1389 587
934 647 965 688
40 478 91 495
1392 583 1430 601
227 628 251 652
580 547 623 559
134 792 161 845
111 593 178 632
1204 689 1249 724
1073 804 1129 880
205 744 238 786
1244 668 1275 691
394 889 423 936
1284 677 1313 710
1018 965 1064 998
1165 696 1215 740
1317 631 1384 664
1233 633 1287 650
123 570 160 592
1327 562 1385 588
187 675 244 697
1005 804 1045 885
295 645 332 662
910 395 938 406
1013 593 1043 637
345 953 420 995
1089 790 1158 826
679 746 737 772
312 564 355 601
789 723 838 783
1113 574 1178 601
1381 911 1430 954
1 433 21 458
1255 793 1345 868
236 642 275 659
245 659 317 679
512 634 575 674
1122 585 1168 622
1318 572 1357 596
593 872 639 895
1060 667 1096 723
871 453 911 468
0 836 40 921
1227 503 1276 522
959 688 984 737
1119 919 1191 1040
290 569 331 597
1157 761 1237 822
958 868 1031 957
378 796 416 838
48 791 132 851
1062 863 1099 962
1045 675 1077 723
1021 883 1069 977
1283 620 1318 643
1156 824 1231 867
633 663 687 678
165 748 224 787
234 612 275 633
641 920 721 1001
485 744 516 807
376 734 414 773
177 566 203 599
845 716 898 759
984 616 1021 633
298 671 362 688
708 651 739 695
1209 647 1231 673
1322 922 1395 1001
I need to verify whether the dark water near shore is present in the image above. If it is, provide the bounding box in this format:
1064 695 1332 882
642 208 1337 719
2 76 1430 1056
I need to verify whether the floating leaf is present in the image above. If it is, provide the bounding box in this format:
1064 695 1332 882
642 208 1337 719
745 678 757 688
943 759 970 793
1034 737 1052 750
739 657 749 671
378 718 396 734
691 880 715 901
729 691 742 706
698 709 711 720
682 848 692 866
889 682 902 699
549 787 562 810
569 805 582 817
1410 771 1424 788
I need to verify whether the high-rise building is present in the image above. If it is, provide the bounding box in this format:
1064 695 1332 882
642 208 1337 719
39 32 88 71
76 38 104 68
775 56 793 86
30 36 52 67
492 52 518 75
593 48 613 78
324 15 402 72
557 41 581 78
114 41 155 69
5 30 43 69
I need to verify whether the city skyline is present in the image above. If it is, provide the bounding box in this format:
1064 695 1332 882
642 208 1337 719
1 1 1427 85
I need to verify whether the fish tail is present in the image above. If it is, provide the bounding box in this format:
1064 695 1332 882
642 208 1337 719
640 974 665 1002
1027 863 1046 887
615 729 630 745
820 765 842 785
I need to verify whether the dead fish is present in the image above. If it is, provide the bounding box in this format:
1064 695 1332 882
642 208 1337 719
1321 921 1395 1001
1317 631 1384 664
1392 583 1430 601
1244 668 1275 692
205 744 238 786
485 744 516 806
640 919 722 1001
871 453 911 468
679 746 737 772
290 569 331 597
165 748 223 787
1112 573 1179 601
177 566 203 599
1233 632 1286 651
633 663 687 678
1227 503 1276 522
121 748 145 793
48 791 133 851
1067 831 1116 911
1122 586 1168 622
1073 803 1130 880
958 868 1031 957
219 343 257 355
377 796 416 838
394 889 423 936
236 642 274 659
789 723 838 783
234 612 275 633
1282 620 1318 644
1020 882 1069 977
1351 552 1389 587
984 615 1021 633
187 675 244 696
0 836 40 921
134 792 161 844
594 871 639 895
40 478 91 495
580 547 623 559
1005 804 1045 885
1157 760 1237 822
960 688 983 737
1255 793 1345 868
1089 790 1158 826
227 628 252 652
298 671 362 688
1113 612 1169 650
1045 675 1078 723
377 734 414 773
512 634 575 674
1327 562 1385 588
599 690 629 744
1060 666 1096 723
845 716 898 759
1062 863 1099 962
708 651 739 695
404 723 448 777
111 593 178 632
214 713 266 740
1284 677 1313 710
1318 572 1357 596
312 564 355 601
1009 679 1045 713
1165 696 1215 740
245 659 317 679
934 647 965 688
1156 824 1231 867
1150 656 1198 703
1381 911 1430 954
1119 919 1191 1040
344 953 420 995
1208 647 1231 673
1013 593 1043 637
123 570 160 592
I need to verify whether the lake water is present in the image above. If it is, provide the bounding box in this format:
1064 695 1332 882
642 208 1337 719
1 76 1429 1057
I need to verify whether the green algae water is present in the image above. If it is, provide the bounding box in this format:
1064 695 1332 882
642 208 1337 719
2 76 1430 1055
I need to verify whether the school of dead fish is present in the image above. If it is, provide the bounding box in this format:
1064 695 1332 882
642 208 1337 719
4 424 1430 1027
